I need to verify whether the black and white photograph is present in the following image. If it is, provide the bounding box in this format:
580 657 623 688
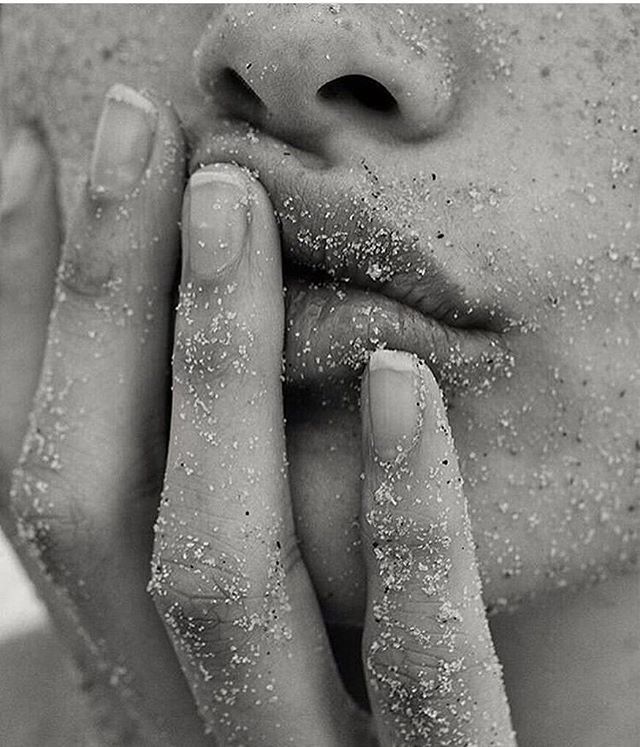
0 3 638 745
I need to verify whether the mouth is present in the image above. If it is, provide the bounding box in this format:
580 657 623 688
189 118 513 396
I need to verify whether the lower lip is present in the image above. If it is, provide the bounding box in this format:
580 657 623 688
283 276 512 395
188 137 512 393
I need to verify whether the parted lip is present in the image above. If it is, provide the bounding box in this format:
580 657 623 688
188 118 513 389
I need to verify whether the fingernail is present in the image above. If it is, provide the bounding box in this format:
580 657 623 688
89 84 157 194
185 166 249 279
367 350 423 463
1 128 45 213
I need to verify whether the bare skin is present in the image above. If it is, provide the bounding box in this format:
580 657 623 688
3 4 638 615
1 90 515 745
0 4 639 745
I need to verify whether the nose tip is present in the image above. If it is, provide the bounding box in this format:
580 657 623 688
196 5 457 153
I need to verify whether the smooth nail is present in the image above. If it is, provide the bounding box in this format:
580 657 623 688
89 84 157 194
1 128 45 213
367 350 423 462
186 167 249 279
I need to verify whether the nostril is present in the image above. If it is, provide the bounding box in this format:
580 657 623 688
317 75 398 115
215 67 265 122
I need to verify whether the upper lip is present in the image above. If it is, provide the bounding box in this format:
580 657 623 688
189 119 507 329
187 117 513 389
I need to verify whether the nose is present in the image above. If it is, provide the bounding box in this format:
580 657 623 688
195 5 457 153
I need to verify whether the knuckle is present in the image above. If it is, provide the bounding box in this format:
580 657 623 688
366 629 501 741
150 522 300 662
149 546 259 665
367 628 441 685
11 466 87 587
56 189 133 302
366 634 460 735
10 419 98 588
150 543 250 615
57 241 118 301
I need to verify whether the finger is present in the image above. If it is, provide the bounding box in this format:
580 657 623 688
10 85 207 745
151 164 371 746
0 127 60 508
360 350 515 746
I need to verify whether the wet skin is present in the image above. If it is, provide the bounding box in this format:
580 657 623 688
2 3 639 628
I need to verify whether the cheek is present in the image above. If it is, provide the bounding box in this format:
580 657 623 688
2 5 214 211
451 310 639 601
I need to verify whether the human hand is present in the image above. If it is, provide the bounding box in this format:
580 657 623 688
2 83 515 745
150 160 516 743
2 86 209 745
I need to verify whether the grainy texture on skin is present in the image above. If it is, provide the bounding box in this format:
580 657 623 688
0 4 639 744
150 165 370 746
361 353 514 745
2 5 639 622
6 93 210 746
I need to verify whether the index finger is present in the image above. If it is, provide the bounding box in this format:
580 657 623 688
150 164 370 746
360 350 516 746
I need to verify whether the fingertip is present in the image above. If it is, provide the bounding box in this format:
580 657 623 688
185 162 280 259
134 87 187 191
175 163 284 398
362 350 422 464
59 84 187 299
181 162 283 314
182 164 250 281
88 83 186 199
361 349 453 471
188 161 255 189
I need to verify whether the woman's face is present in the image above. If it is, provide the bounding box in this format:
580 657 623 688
4 4 639 623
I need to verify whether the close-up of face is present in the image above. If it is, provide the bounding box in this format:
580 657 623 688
3 3 639 627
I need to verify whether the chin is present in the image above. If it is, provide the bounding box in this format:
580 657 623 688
285 354 640 626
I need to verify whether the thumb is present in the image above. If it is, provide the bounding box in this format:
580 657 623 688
360 350 516 746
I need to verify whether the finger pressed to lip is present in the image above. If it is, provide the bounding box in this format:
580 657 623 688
153 163 370 745
190 129 513 401
283 276 511 393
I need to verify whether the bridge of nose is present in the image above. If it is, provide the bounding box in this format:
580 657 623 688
195 5 458 156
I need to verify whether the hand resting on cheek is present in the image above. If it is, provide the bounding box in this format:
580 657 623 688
0 84 515 745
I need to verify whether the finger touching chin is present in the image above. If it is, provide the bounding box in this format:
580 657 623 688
360 350 515 746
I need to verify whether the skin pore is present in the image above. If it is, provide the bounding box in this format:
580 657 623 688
1 4 639 744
